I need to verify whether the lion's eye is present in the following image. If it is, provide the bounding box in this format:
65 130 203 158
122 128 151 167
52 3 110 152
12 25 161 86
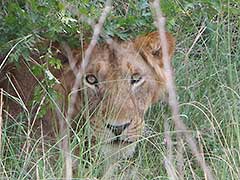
85 74 98 85
130 73 142 85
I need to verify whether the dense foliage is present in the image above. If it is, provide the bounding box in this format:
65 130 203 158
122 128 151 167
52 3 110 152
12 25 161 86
1 0 238 59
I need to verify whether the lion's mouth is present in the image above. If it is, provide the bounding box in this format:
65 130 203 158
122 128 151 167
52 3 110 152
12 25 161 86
109 137 134 145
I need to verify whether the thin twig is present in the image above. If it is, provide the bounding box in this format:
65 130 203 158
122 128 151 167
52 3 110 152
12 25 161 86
152 1 215 179
0 88 3 152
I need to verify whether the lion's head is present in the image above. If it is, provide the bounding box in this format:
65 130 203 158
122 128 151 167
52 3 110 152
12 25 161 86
59 31 175 157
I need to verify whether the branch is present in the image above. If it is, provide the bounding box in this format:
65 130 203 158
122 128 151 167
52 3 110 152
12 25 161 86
151 1 215 179
59 1 112 179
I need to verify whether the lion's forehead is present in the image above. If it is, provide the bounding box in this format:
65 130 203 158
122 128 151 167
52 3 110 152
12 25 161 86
87 43 152 78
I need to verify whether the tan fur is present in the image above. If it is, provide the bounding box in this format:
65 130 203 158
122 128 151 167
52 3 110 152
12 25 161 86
1 31 175 159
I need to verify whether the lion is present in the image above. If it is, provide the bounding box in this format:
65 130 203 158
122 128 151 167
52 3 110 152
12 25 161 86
1 31 175 178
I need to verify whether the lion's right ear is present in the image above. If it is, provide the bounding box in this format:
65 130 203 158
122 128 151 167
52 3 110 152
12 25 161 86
134 31 175 75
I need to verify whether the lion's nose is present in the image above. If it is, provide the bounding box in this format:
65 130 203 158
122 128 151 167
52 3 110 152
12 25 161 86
106 122 130 136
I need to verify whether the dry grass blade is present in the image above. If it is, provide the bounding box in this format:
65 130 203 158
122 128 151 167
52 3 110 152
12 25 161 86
152 0 215 179
164 117 178 180
176 134 184 179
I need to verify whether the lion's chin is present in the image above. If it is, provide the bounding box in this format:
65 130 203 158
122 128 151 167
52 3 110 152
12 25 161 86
101 141 137 159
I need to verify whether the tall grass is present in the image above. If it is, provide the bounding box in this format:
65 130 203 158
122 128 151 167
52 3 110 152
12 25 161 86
1 1 239 180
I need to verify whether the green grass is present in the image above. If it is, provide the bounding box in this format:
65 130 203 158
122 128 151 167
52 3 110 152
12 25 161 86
1 1 240 180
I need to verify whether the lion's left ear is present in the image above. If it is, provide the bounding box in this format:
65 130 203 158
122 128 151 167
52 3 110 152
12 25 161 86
134 31 175 102
134 31 175 70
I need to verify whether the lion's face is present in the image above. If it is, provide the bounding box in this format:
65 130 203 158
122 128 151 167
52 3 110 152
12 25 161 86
70 32 175 157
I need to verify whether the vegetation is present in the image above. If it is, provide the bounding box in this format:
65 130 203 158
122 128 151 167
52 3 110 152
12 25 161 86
0 0 239 179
